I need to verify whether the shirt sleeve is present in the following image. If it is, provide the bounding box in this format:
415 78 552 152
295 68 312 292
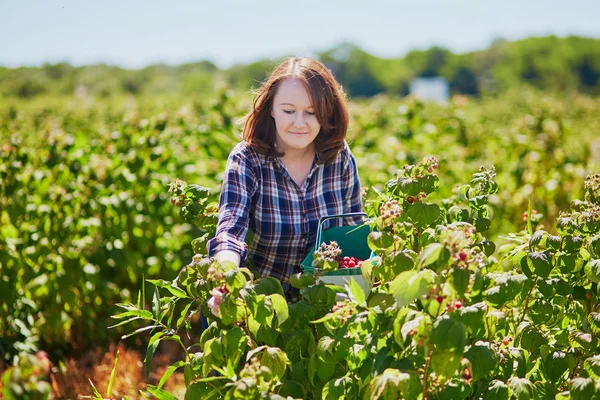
207 147 257 261
342 143 364 226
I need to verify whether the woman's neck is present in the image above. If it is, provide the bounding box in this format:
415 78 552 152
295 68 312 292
280 143 315 164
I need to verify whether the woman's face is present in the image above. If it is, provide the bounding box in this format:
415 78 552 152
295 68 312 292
271 77 321 156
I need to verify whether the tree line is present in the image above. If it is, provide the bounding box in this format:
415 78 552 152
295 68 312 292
0 35 598 99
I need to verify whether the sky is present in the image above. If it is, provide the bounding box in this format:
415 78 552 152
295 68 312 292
2 0 600 69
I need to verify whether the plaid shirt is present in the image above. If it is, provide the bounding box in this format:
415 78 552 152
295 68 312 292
207 140 363 291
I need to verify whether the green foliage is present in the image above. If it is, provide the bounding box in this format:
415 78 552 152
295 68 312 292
2 36 599 99
2 74 600 397
111 156 600 399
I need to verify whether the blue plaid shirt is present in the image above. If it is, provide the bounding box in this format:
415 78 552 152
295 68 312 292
207 140 363 290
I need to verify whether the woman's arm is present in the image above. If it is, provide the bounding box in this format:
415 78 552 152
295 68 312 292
207 145 257 266
342 144 364 226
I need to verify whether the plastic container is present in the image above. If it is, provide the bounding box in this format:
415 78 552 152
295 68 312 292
301 212 374 294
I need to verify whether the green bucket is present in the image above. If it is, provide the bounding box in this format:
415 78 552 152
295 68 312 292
301 212 374 276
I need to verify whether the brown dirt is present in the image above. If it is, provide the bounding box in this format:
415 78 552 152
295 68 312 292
2 343 187 400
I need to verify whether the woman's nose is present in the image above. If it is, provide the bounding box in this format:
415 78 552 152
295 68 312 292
294 113 307 126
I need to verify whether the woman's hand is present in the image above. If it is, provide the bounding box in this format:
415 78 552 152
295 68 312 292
214 250 241 268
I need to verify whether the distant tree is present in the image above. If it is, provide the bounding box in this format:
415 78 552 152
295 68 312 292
576 57 599 88
226 59 275 90
320 44 386 97
42 62 74 80
420 47 451 77
450 67 479 96
0 68 48 98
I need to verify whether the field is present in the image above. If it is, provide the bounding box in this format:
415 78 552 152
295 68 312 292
1 88 600 399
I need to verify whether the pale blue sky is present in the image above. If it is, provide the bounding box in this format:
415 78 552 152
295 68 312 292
2 0 599 68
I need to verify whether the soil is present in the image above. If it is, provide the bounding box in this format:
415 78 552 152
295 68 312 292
1 342 187 400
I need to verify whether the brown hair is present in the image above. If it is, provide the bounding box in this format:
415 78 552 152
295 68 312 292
241 56 350 165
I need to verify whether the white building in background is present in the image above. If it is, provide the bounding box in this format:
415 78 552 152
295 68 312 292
409 77 449 102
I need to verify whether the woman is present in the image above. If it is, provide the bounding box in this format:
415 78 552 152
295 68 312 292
207 56 363 297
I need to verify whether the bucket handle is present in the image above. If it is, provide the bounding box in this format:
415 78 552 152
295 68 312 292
314 212 368 252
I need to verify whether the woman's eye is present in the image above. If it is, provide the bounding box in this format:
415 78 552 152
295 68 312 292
283 110 294 115
306 111 315 116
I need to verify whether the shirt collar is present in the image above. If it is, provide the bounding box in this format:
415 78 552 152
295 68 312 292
259 151 322 166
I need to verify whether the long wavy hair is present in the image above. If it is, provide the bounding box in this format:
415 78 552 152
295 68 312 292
241 57 350 165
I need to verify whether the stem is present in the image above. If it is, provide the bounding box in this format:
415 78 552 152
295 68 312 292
422 343 433 400
485 313 492 343
570 352 582 379
423 298 444 399
518 281 536 325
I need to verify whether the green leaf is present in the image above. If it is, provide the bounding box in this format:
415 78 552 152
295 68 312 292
120 324 162 340
304 284 337 310
347 277 366 306
584 259 600 283
508 377 534 400
106 349 119 398
157 361 185 390
147 279 188 298
436 378 473 400
484 285 507 308
518 325 548 357
389 269 437 307
430 316 467 352
534 382 556 400
253 296 274 325
317 336 336 359
145 331 165 378
527 251 553 278
368 293 395 310
257 347 290 380
152 286 160 320
458 302 487 338
88 378 103 398
253 277 285 297
451 267 470 296
430 349 462 378
268 293 289 328
176 302 194 330
541 350 569 382
322 376 354 400
112 303 154 320
474 217 491 232
146 385 177 400
184 380 224 400
223 327 245 354
416 243 445 269
569 377 596 400
584 355 600 378
464 341 499 381
278 379 308 399
366 369 421 400
368 231 394 251
406 202 442 230
224 269 247 294
315 357 336 383
108 316 142 329
219 294 240 325
569 331 594 350
485 380 509 400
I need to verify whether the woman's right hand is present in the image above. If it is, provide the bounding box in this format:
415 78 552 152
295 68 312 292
214 250 241 268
